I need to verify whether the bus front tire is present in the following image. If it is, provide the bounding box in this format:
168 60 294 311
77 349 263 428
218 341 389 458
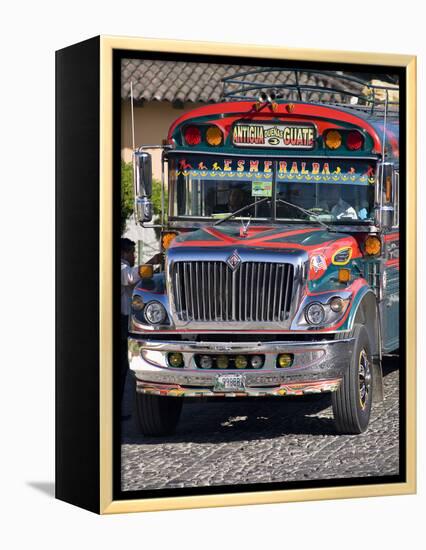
135 393 183 436
332 324 374 434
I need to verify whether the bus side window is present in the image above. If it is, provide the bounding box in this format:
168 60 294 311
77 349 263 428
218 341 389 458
176 173 186 215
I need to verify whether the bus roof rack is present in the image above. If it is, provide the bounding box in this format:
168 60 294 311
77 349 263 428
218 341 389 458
221 68 399 118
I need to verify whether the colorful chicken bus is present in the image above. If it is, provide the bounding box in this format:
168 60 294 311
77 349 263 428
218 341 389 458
128 70 399 436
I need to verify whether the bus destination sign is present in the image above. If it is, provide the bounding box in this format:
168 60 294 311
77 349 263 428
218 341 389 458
233 123 315 149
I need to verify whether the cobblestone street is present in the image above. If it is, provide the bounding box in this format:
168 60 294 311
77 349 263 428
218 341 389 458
121 358 400 491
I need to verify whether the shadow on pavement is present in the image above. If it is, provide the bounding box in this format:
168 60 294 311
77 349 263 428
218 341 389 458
122 394 338 444
121 356 399 445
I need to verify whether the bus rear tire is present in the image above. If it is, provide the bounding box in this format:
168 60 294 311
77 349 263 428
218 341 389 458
332 324 373 434
135 393 183 436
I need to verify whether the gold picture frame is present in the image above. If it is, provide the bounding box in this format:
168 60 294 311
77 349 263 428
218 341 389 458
56 35 416 514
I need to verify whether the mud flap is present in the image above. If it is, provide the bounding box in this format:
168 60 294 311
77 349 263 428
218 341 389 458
372 356 384 402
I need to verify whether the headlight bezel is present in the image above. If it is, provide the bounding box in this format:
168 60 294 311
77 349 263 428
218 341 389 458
303 296 350 327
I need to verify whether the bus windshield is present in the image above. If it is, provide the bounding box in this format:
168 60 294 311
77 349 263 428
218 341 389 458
170 155 377 223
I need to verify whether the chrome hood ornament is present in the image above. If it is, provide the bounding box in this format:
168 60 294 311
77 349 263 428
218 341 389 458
240 216 251 238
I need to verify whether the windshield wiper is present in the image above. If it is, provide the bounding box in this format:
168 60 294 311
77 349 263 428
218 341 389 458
276 198 332 231
213 196 332 231
214 197 270 226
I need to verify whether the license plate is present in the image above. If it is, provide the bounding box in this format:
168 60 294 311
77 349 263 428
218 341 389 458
214 374 245 392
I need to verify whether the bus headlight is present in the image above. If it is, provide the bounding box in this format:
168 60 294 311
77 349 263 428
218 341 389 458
199 355 213 369
305 302 326 325
329 297 345 313
144 301 167 325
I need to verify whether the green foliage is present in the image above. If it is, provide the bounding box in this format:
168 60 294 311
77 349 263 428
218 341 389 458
151 178 168 224
121 160 134 235
120 160 168 235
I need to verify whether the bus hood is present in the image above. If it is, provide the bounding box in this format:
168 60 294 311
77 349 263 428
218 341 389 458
168 224 363 281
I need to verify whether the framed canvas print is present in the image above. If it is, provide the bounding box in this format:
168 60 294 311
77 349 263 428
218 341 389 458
55 36 416 514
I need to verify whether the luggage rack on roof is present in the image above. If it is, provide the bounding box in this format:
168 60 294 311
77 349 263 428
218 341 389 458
221 68 399 118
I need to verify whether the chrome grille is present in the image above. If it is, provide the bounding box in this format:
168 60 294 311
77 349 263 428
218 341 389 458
171 261 294 322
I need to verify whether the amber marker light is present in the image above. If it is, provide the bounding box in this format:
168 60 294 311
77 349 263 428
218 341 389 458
277 354 293 368
138 264 154 279
131 295 144 311
216 355 229 369
168 353 184 368
338 268 351 283
162 231 178 250
235 355 248 369
324 130 342 150
385 175 392 202
364 236 381 256
206 126 223 146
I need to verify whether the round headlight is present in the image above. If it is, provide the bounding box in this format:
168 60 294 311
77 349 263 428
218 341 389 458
250 355 264 369
199 355 213 369
144 301 167 325
330 297 344 313
305 302 326 325
131 295 144 311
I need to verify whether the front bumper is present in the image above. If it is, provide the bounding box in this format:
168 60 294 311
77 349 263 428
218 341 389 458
129 337 354 397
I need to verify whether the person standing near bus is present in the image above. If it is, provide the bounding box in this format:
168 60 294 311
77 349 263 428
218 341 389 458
120 238 141 419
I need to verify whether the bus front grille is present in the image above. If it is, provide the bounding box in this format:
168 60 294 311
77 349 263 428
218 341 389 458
171 261 294 323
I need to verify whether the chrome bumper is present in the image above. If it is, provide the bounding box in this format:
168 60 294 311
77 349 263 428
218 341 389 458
129 337 354 397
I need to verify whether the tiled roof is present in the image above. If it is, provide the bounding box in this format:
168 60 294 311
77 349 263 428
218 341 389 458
121 59 371 105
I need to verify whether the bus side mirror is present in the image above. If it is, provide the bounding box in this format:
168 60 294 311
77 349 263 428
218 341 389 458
136 196 153 223
136 151 153 198
376 205 394 230
374 163 395 230
134 151 153 224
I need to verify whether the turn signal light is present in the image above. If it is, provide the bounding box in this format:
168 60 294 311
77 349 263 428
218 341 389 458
206 126 223 146
364 236 381 256
184 125 201 146
138 264 153 279
324 130 342 150
338 268 351 283
162 231 178 250
131 295 144 311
